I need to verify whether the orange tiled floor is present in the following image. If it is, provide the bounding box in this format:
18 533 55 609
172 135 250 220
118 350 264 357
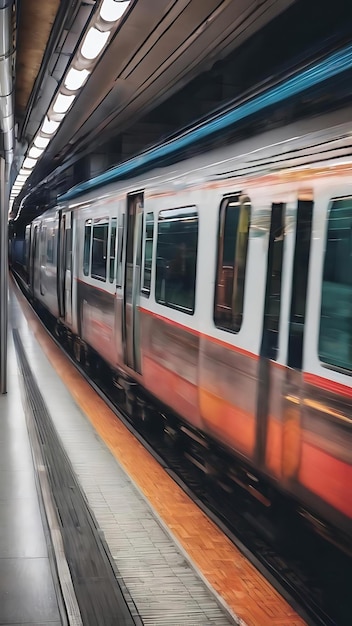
15 281 306 626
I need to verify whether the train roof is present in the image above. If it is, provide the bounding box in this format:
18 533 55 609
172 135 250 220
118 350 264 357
59 43 352 204
54 106 352 212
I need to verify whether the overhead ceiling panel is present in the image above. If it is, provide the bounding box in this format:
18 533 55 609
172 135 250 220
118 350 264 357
15 0 60 115
17 0 295 180
46 0 295 165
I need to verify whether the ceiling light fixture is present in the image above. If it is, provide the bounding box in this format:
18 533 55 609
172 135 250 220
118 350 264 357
41 117 61 135
28 146 44 159
18 0 133 191
64 67 90 91
100 0 130 22
34 135 50 149
23 157 37 169
53 93 76 114
81 27 110 60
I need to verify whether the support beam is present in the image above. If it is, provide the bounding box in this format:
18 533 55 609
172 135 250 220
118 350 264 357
0 157 8 394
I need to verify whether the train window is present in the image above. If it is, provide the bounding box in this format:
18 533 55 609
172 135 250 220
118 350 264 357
83 219 92 276
91 218 108 281
109 217 117 283
155 207 198 314
319 197 352 373
214 195 251 333
141 212 154 295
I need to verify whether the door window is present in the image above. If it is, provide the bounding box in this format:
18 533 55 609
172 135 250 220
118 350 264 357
91 218 108 281
109 217 117 283
142 212 154 295
319 197 352 372
214 195 251 333
83 219 92 276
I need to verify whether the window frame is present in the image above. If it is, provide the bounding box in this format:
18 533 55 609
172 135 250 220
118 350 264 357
155 205 198 315
213 193 251 334
46 226 55 265
318 195 352 375
83 218 92 276
108 217 118 283
91 216 109 282
141 211 154 296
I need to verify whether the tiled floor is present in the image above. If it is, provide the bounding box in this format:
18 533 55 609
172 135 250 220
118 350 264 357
11 284 235 624
0 333 62 626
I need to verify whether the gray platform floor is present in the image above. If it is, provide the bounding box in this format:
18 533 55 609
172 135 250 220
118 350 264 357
0 314 62 624
7 285 238 626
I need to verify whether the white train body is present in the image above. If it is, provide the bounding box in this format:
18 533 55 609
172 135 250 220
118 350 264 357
25 109 352 542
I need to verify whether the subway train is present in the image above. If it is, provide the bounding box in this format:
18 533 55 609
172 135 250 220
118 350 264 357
13 107 352 549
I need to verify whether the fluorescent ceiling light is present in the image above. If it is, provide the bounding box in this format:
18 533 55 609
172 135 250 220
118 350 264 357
53 93 76 114
42 116 60 135
16 175 28 182
23 157 37 169
100 0 129 22
34 135 50 149
28 146 44 159
19 168 31 176
81 27 110 60
64 67 90 91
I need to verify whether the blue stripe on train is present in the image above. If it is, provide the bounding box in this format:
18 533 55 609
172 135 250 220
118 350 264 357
60 44 352 202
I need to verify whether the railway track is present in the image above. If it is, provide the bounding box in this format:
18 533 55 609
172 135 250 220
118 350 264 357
13 271 352 626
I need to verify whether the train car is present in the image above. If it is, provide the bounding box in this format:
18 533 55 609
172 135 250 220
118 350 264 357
22 108 352 547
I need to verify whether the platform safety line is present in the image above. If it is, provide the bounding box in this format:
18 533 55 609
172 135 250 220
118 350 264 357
12 328 83 626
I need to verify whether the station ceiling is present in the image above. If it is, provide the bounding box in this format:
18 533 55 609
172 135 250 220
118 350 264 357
10 0 296 216
8 0 352 223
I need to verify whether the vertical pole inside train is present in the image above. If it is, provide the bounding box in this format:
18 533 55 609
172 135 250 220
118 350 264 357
0 157 8 394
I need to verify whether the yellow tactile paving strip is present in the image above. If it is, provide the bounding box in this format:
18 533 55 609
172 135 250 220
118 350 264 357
14 282 306 626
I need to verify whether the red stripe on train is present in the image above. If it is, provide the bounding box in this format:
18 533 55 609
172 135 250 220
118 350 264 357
304 372 352 399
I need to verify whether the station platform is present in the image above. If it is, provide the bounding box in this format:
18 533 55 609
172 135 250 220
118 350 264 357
0 277 306 626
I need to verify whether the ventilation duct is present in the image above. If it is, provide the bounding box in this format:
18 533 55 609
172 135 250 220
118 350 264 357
0 0 15 178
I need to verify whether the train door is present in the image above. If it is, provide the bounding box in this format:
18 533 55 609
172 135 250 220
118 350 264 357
122 192 143 372
255 192 313 477
57 210 73 325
